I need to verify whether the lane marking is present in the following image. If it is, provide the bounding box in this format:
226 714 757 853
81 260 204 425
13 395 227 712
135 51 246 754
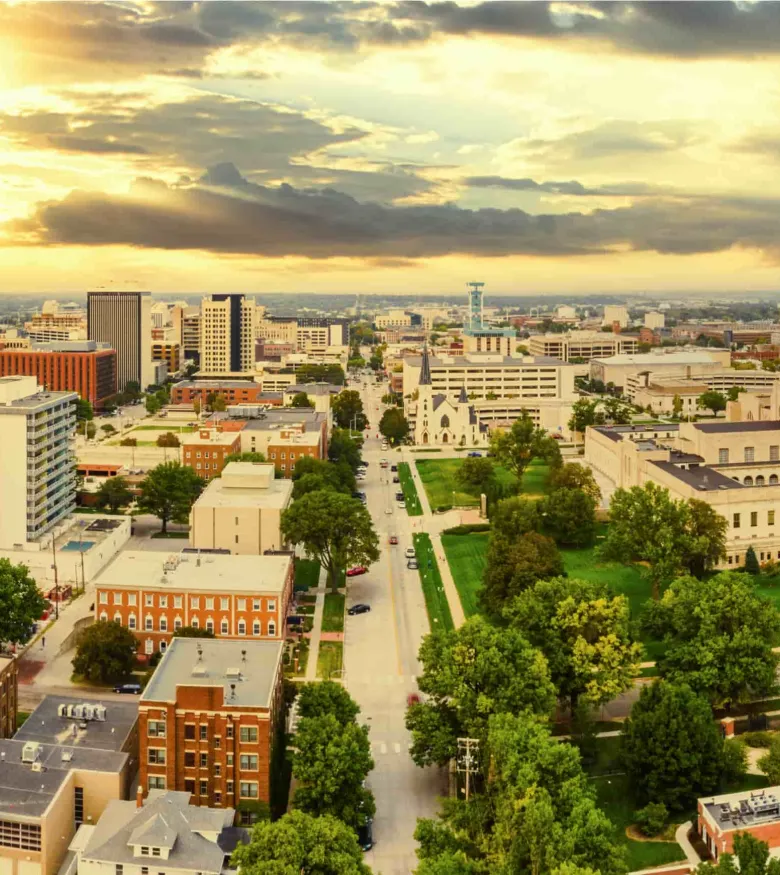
386 535 404 677
393 743 402 754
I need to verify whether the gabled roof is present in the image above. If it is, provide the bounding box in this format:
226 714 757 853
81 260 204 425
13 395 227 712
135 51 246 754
458 384 468 403
419 345 432 385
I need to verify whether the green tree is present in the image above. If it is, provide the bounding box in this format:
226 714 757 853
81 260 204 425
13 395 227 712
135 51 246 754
568 399 604 434
290 392 314 408
172 625 215 638
406 616 555 765
672 394 684 417
490 495 541 538
76 398 93 421
222 451 267 466
281 491 379 590
456 457 496 494
548 463 602 502
137 461 204 534
124 380 142 400
599 482 691 598
145 394 161 414
211 394 227 412
745 545 761 575
757 736 780 784
0 560 46 644
120 437 137 447
231 810 372 875
697 832 780 875
727 386 746 402
620 680 724 811
72 620 137 683
156 432 180 447
646 572 779 708
291 457 355 495
296 681 360 726
506 577 642 711
697 390 727 415
86 421 96 440
490 412 560 486
539 488 597 547
348 356 366 371
479 531 564 617
328 428 363 472
602 396 633 424
378 408 409 445
332 390 367 430
292 714 375 829
683 498 727 578
100 423 116 435
95 476 133 513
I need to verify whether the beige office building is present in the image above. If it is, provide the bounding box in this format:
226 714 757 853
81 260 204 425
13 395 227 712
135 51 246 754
591 350 730 392
201 295 256 374
189 462 292 554
602 305 629 328
375 309 412 330
87 291 153 390
529 331 638 362
585 420 780 567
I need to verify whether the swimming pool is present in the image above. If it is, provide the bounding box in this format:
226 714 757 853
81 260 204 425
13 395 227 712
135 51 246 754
61 540 95 553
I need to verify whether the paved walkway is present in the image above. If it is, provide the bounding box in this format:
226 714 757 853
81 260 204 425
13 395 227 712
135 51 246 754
304 565 328 681
674 821 702 867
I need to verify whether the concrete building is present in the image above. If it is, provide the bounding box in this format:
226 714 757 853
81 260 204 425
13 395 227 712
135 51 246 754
200 295 256 374
238 409 328 460
0 655 17 739
87 291 153 391
644 311 665 330
585 419 780 567
0 377 77 546
529 330 639 361
0 695 138 875
698 786 780 861
181 430 242 481
189 463 292 555
71 790 242 875
591 350 730 392
139 638 285 819
95 551 293 656
257 316 348 357
631 373 702 416
179 307 201 364
556 304 577 320
0 342 116 409
151 342 181 375
375 309 413 330
25 302 87 344
602 305 629 328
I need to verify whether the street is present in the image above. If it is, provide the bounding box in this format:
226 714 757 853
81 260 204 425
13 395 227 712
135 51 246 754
344 375 446 875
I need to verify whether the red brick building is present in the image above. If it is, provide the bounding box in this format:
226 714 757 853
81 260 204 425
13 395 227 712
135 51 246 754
171 380 267 405
139 637 284 822
182 428 242 480
0 342 116 408
699 787 780 861
94 551 293 656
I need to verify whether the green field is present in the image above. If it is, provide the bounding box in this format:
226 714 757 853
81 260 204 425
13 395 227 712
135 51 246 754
397 462 423 516
415 457 546 509
316 641 343 679
321 592 345 633
413 533 454 632
133 425 198 432
294 559 321 591
441 532 489 618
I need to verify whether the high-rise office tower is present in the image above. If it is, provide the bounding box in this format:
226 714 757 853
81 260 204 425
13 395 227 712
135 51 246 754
0 376 77 545
201 294 256 373
87 290 153 390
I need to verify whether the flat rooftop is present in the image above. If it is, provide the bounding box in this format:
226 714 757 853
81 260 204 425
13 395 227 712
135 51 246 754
95 551 292 593
651 460 743 491
195 468 292 510
266 431 321 447
694 420 780 434
703 787 780 833
141 638 283 709
182 431 241 447
592 352 723 365
242 411 325 432
174 380 260 389
15 695 138 752
407 354 570 368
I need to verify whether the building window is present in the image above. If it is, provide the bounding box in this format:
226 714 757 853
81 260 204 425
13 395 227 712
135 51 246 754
99 592 108 604
238 620 246 635
253 599 261 611
141 848 149 857
240 754 258 770
771 511 776 526
113 612 122 624
253 621 261 635
227 780 234 793
191 597 200 609
185 725 196 740
268 621 276 636
174 618 182 630
752 512 758 527
221 620 229 634
145 639 154 655
128 614 137 630
772 446 780 462
718 448 729 464
200 780 208 796
191 618 199 629
200 752 208 768
145 594 154 607
227 753 234 766
745 446 755 463
113 593 123 605
744 476 754 486
128 593 137 606
240 782 258 799
116 866 123 875
159 595 168 608
221 597 229 610
237 599 246 612
148 749 166 765
75 786 84 826
733 513 741 529
214 763 221 777
268 600 276 612
205 597 214 610
152 848 161 858
145 616 153 631
214 792 221 805
214 737 221 749
206 619 214 633
227 725 234 739
148 721 166 738
174 596 182 609
159 617 167 632
184 752 196 767
148 777 165 791
184 779 195 793
239 726 258 743
200 725 208 740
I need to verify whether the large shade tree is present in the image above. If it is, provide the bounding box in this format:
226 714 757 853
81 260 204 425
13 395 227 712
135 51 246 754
489 412 561 488
137 461 203 534
0 560 46 644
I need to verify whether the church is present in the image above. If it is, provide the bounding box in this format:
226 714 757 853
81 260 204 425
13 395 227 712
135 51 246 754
409 348 490 447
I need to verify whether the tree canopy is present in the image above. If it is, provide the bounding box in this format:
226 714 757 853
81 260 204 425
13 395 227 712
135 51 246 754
290 392 314 408
697 832 780 875
95 476 133 513
137 461 204 533
0 560 46 644
456 457 496 494
223 451 267 466
620 680 724 811
172 625 215 639
281 491 379 590
489 412 561 486
539 488 597 547
328 428 363 472
643 572 779 708
698 390 727 415
72 620 137 683
296 681 360 726
231 810 372 875
291 457 355 498
548 463 602 502
406 616 555 765
378 408 409 445
332 390 367 430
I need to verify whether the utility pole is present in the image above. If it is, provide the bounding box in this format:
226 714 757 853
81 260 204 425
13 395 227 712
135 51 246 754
457 737 480 801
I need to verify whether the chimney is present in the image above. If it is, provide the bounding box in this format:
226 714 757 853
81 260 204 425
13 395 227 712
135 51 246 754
136 785 144 808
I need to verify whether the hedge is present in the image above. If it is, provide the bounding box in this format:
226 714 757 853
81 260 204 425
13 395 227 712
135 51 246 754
441 523 491 535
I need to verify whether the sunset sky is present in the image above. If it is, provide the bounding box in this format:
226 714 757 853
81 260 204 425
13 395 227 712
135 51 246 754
2 1 780 295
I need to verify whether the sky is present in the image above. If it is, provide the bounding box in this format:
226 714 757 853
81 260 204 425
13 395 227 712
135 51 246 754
2 1 780 296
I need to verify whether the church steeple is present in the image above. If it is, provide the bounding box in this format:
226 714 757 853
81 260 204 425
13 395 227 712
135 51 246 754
458 384 468 404
419 342 432 386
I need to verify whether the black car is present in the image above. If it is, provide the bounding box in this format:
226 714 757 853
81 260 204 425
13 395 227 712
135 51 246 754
395 492 404 501
357 819 374 852
391 464 398 472
393 476 400 483
347 604 371 616
352 491 367 503
113 683 142 695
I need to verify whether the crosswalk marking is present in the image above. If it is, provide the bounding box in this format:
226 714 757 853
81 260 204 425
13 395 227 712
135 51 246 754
380 743 387 754
393 743 401 754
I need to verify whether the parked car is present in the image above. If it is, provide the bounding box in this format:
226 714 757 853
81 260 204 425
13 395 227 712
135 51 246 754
113 683 142 695
395 492 404 501
391 464 398 471
467 451 482 457
380 459 389 468
384 507 393 515
407 558 418 570
393 475 400 483
407 692 421 707
346 566 368 577
389 534 398 545
357 818 374 851
348 604 371 616
405 547 416 558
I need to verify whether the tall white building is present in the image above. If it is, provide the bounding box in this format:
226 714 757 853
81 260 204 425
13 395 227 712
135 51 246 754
0 376 77 545
201 294 256 373
602 305 629 328
644 311 665 330
87 291 153 390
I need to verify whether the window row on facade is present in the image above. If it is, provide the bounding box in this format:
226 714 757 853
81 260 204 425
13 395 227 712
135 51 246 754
99 592 276 611
100 613 277 636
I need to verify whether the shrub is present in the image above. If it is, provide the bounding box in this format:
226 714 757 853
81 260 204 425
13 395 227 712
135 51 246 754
120 437 137 447
635 802 668 837
722 738 748 783
441 524 491 535
435 504 453 513
740 730 774 748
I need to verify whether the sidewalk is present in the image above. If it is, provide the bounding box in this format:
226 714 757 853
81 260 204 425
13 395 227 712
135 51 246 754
431 533 466 628
304 565 327 681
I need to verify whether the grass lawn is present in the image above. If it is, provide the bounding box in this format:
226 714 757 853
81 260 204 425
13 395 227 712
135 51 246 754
151 531 189 539
322 593 345 633
316 641 343 679
415 457 539 509
294 559 321 591
413 533 454 632
441 532 489 618
16 711 30 728
397 462 423 516
132 425 197 432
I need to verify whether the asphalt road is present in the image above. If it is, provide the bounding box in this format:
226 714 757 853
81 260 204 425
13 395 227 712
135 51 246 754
344 375 446 875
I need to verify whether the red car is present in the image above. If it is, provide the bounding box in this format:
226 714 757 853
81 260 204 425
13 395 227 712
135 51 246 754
389 535 398 545
407 693 421 707
346 566 368 577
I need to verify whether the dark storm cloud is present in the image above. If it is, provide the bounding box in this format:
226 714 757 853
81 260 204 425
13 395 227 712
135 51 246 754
11 164 780 262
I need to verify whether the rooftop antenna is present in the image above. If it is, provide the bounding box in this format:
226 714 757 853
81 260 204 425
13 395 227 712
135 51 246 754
230 683 236 700
196 644 202 662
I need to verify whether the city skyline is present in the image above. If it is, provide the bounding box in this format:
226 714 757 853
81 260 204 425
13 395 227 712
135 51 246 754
1 1 780 295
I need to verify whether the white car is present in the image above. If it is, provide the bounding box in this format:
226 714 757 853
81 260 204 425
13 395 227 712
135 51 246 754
397 501 405 509
384 507 393 515
405 547 416 559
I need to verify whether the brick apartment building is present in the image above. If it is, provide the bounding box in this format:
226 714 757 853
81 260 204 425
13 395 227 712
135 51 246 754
267 427 324 477
182 428 242 480
94 551 293 656
171 380 268 405
699 786 780 860
0 654 17 738
0 342 116 408
139 638 284 821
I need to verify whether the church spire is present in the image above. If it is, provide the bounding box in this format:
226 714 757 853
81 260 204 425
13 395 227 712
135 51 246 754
419 341 432 386
458 384 468 404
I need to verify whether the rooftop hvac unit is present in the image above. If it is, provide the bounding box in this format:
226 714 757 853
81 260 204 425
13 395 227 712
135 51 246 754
21 742 41 763
191 666 206 677
31 762 42 773
61 751 72 763
225 668 241 679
